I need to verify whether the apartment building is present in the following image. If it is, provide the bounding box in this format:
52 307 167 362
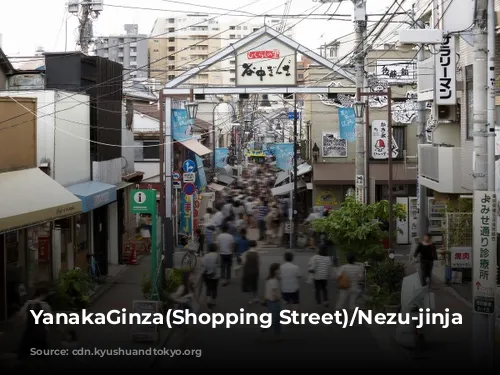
148 15 294 86
415 0 500 215
95 24 148 79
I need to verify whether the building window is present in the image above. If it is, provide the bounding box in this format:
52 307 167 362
229 60 235 64
135 140 160 161
230 78 235 83
168 18 175 23
168 74 175 80
153 49 159 52
369 125 406 160
229 69 235 74
168 28 175 32
466 64 473 139
168 47 175 51
229 35 236 39
168 65 175 70
229 26 236 30
168 56 175 61
168 37 175 42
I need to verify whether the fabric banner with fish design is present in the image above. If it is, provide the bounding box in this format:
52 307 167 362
371 120 398 159
338 108 356 142
172 108 192 141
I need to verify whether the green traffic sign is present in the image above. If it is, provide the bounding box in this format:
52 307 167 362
130 189 157 215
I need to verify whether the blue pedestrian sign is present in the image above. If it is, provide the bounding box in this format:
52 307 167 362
182 159 195 173
288 111 301 120
173 172 180 180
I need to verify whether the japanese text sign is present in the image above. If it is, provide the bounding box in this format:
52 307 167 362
375 60 416 84
472 191 497 314
236 36 296 87
371 120 399 159
450 247 472 268
435 35 457 105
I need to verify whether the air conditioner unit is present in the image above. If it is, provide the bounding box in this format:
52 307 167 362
437 105 459 122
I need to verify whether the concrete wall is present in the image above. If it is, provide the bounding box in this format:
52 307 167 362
0 90 91 185
0 97 37 170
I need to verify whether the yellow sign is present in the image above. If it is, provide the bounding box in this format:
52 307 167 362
245 150 266 157
316 191 338 207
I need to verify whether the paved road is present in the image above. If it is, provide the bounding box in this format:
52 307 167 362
152 249 410 369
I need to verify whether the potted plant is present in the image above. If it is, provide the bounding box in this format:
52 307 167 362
312 196 406 263
383 291 401 313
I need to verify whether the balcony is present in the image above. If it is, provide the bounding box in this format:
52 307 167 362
418 144 469 194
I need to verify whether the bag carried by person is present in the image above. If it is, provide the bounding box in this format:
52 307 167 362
337 272 350 289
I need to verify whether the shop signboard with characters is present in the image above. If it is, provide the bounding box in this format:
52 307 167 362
371 120 398 159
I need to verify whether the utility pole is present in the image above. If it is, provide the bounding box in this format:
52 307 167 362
472 0 495 370
292 95 299 248
68 0 103 54
487 0 496 193
353 0 367 204
238 100 245 164
415 11 428 239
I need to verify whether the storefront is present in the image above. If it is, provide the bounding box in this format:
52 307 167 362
0 168 82 321
67 181 117 277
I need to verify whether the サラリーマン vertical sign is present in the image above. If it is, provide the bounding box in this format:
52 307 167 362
435 35 457 105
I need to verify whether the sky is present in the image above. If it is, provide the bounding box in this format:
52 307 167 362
1 0 399 57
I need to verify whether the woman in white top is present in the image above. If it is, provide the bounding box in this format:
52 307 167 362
335 253 363 310
263 263 282 337
202 243 220 308
308 246 332 307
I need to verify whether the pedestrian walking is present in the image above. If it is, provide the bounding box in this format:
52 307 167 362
263 263 282 339
280 252 301 310
17 287 52 360
413 233 437 287
308 246 332 307
335 253 363 311
256 197 269 241
216 223 234 286
202 244 220 308
241 241 260 304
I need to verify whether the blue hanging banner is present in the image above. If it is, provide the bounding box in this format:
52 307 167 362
215 148 229 168
172 109 192 141
338 107 356 142
195 155 207 189
273 143 294 171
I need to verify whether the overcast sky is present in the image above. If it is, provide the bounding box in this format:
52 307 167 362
1 0 398 56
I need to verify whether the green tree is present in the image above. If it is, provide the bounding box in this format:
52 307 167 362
312 196 406 262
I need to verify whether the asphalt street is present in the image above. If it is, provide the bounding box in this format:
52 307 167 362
152 249 409 370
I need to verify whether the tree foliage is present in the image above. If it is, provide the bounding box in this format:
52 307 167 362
312 196 406 261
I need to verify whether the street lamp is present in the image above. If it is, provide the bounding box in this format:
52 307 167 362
353 100 365 119
185 101 198 120
212 101 236 175
312 142 320 163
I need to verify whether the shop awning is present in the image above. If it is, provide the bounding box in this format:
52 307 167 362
271 180 307 196
274 171 289 187
180 138 212 156
294 163 312 177
67 181 117 212
0 168 82 233
207 183 225 192
217 174 235 186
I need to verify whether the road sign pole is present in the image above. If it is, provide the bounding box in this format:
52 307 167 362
191 193 195 240
130 189 159 300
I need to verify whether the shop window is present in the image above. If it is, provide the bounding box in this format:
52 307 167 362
27 224 51 285
5 232 18 265
75 213 90 270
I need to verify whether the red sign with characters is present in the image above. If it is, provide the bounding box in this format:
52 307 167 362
38 236 50 262
247 49 280 60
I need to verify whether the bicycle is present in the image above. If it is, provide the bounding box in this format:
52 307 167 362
295 224 317 252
